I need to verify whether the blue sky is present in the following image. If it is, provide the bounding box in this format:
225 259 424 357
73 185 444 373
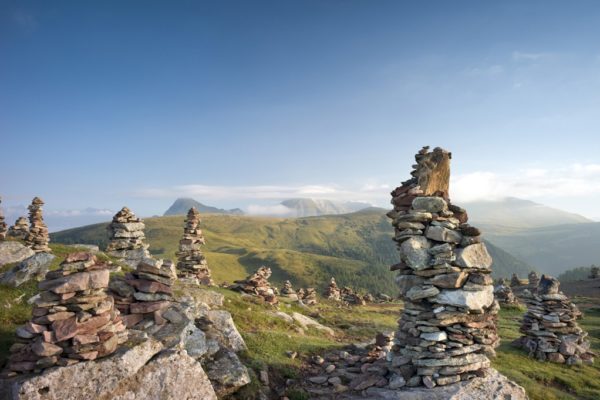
2 0 600 228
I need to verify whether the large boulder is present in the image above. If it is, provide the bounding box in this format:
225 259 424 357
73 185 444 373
0 253 55 287
292 312 335 336
111 350 217 400
0 242 35 267
434 286 494 311
206 310 246 352
204 349 251 397
343 369 527 399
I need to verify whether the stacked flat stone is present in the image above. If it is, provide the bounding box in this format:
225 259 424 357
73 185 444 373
230 266 278 305
24 197 51 253
5 252 126 375
302 288 318 305
0 197 7 240
8 217 30 240
494 284 519 306
341 287 366 306
510 273 522 287
514 275 594 365
106 207 150 268
280 280 298 300
323 277 341 301
176 207 213 285
387 146 499 388
528 271 540 287
109 258 176 330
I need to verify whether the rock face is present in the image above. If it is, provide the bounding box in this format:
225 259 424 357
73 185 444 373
24 197 51 253
386 147 499 388
0 241 35 266
0 197 7 241
513 275 594 365
0 253 56 287
176 207 214 286
8 217 30 240
105 207 150 268
109 258 177 331
229 266 278 305
324 277 341 301
4 252 126 375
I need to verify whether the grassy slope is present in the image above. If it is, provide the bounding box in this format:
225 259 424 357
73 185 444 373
1 245 598 399
51 210 533 295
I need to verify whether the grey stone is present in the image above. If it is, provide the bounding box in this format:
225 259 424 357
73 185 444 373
455 243 492 269
411 197 447 213
204 349 250 397
395 275 425 296
292 312 335 336
0 242 35 267
207 310 247 352
406 286 440 301
400 237 431 270
425 226 462 244
420 331 447 342
434 286 494 311
0 253 55 287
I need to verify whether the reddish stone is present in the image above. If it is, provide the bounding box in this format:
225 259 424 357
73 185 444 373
25 322 47 334
121 313 143 328
126 278 172 294
74 351 98 361
129 300 170 314
77 312 111 334
9 361 36 372
72 334 99 345
52 316 78 342
32 340 63 357
65 252 95 263
39 270 109 294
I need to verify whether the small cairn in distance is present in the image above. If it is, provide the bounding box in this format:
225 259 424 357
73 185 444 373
280 280 298 300
341 287 366 306
589 266 599 280
0 197 7 241
510 273 522 287
176 207 213 286
106 207 151 268
302 288 318 305
528 271 540 288
4 253 126 376
513 274 594 365
8 217 30 240
230 266 278 305
24 197 51 253
494 279 520 307
323 277 341 301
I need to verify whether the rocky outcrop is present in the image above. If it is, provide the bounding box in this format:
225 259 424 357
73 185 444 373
8 217 30 240
324 277 341 301
24 198 51 253
513 275 594 365
0 242 35 267
0 253 56 287
230 266 278 305
105 207 150 268
176 207 214 285
4 253 126 375
386 147 499 388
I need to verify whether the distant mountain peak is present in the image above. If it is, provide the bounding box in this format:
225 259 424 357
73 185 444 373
163 198 244 216
279 198 371 217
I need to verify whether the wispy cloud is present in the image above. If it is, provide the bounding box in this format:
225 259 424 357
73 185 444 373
512 51 553 62
465 65 505 76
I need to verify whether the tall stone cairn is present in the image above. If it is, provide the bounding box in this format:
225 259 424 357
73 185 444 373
514 275 594 364
176 207 213 285
230 266 278 305
280 280 298 300
528 271 540 287
24 197 51 253
494 283 519 307
8 216 30 240
106 207 150 268
510 273 521 287
387 146 499 388
0 197 7 241
323 277 341 301
4 252 126 376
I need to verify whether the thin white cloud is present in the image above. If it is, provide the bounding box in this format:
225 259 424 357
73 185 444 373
466 65 505 76
246 204 294 216
512 51 553 62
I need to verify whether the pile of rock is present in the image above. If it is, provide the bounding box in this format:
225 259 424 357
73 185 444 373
110 258 177 331
513 275 594 365
4 252 126 375
106 207 151 267
302 288 318 305
0 197 7 241
176 207 213 286
8 217 30 240
528 271 540 287
280 280 298 300
494 284 519 306
230 266 278 305
386 146 499 388
590 266 599 279
24 197 51 253
510 273 522 287
323 277 341 301
341 287 366 306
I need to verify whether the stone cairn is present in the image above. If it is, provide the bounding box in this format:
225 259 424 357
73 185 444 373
494 283 519 307
24 197 51 253
387 146 499 388
0 197 7 241
8 216 30 240
510 273 522 287
109 258 177 331
230 266 278 305
280 280 298 300
323 277 341 301
528 271 540 287
302 288 318 305
590 266 599 279
513 275 594 365
341 287 366 306
106 207 151 268
176 207 213 286
4 252 126 376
